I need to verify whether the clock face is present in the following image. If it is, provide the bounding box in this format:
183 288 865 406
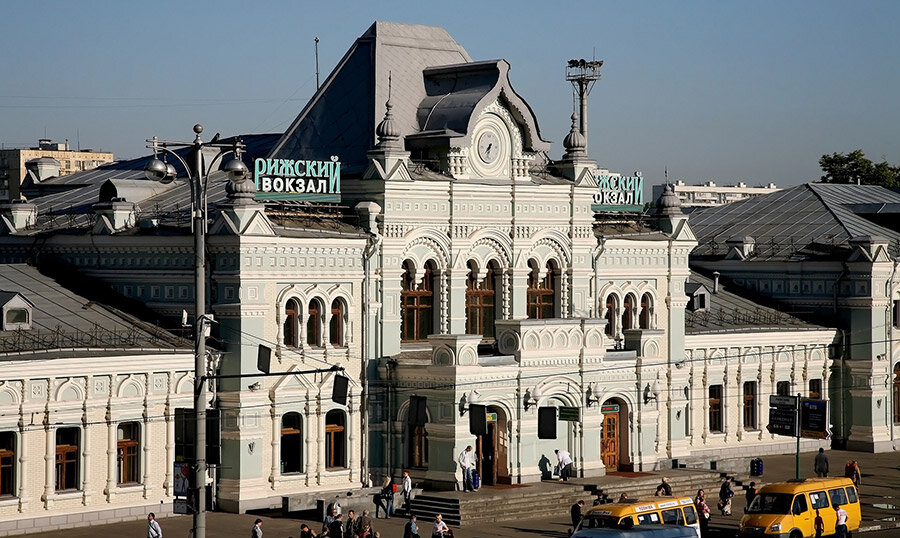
477 131 500 165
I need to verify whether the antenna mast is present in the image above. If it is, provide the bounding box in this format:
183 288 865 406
315 37 321 89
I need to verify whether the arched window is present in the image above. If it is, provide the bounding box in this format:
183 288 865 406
329 299 345 346
284 298 299 348
116 422 140 485
401 260 434 342
281 413 303 474
527 260 555 319
307 298 323 347
604 294 619 337
466 261 496 338
623 294 635 330
893 362 900 424
639 293 653 329
325 410 347 469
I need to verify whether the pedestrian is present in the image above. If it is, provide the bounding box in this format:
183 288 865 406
432 514 449 538
357 524 372 538
745 481 758 509
376 476 394 519
329 513 345 538
402 469 413 514
814 509 825 538
344 510 356 536
555 448 574 482
593 492 610 506
324 506 339 532
147 512 162 538
655 477 672 496
570 500 585 529
814 448 829 477
618 492 628 502
299 524 318 538
834 503 849 538
850 460 861 487
695 489 711 537
357 510 374 536
718 479 734 516
251 518 264 538
458 445 476 491
404 514 420 538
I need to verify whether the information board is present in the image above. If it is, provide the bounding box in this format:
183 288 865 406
767 407 797 436
800 398 828 439
559 406 580 422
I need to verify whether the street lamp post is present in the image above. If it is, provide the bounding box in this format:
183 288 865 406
145 125 248 538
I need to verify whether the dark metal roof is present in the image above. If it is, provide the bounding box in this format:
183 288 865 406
685 271 831 334
0 264 189 354
690 183 900 260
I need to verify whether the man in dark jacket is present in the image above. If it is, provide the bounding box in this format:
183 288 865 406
328 513 345 538
570 500 585 529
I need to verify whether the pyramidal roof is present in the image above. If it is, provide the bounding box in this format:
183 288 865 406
270 21 472 173
690 183 900 259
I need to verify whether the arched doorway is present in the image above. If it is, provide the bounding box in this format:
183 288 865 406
600 398 629 471
476 406 510 485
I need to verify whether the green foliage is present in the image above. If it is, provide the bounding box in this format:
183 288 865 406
818 150 900 187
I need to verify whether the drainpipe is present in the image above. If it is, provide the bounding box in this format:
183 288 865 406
361 232 381 486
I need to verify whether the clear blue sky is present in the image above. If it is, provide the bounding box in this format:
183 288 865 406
2 0 898 188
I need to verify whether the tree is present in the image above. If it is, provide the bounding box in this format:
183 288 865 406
818 150 900 187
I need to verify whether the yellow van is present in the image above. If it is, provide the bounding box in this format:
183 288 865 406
579 496 701 538
739 477 861 537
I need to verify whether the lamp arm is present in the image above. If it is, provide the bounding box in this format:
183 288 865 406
152 147 191 175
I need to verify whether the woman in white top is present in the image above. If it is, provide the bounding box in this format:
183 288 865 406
432 514 449 538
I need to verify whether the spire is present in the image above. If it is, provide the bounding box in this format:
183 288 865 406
562 113 587 159
375 72 402 151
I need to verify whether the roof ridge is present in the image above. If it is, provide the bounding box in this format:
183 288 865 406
806 182 853 240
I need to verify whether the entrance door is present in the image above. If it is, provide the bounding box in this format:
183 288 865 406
476 408 509 486
601 412 619 470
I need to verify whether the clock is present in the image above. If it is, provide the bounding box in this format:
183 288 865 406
470 117 509 177
477 131 500 165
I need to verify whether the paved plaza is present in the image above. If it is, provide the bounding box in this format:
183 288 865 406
23 449 900 537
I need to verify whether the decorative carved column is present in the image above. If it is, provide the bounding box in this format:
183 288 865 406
42 418 53 509
502 270 511 319
164 394 174 496
304 398 314 486
105 406 116 500
81 407 91 505
269 404 279 489
347 393 356 482
316 395 325 485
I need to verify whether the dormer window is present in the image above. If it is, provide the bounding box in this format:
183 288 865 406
685 283 710 312
6 309 27 324
0 292 33 330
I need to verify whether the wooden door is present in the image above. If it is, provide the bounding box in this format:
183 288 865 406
601 412 619 470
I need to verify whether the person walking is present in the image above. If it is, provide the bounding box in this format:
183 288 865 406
402 469 413 514
376 477 394 519
147 513 162 538
850 460 861 487
655 477 672 496
745 481 759 509
814 448 829 477
718 479 734 516
695 489 711 537
432 514 449 538
570 500 585 529
251 518 264 538
458 446 476 492
404 514 421 538
834 503 849 538
555 448 574 482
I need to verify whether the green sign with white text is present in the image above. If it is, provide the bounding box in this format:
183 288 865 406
590 171 644 212
253 157 341 202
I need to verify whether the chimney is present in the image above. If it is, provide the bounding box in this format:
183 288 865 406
0 199 38 233
713 271 720 294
